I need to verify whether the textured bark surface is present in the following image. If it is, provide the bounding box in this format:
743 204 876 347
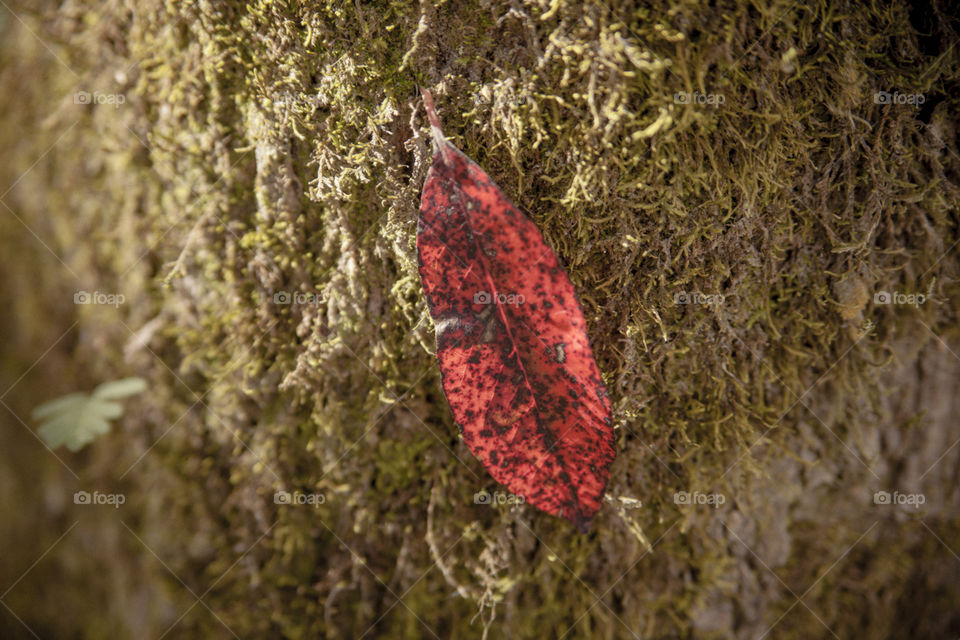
1 1 959 638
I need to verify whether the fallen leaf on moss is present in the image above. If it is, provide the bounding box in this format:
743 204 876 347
417 89 616 532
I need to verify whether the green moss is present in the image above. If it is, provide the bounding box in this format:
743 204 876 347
1 0 959 638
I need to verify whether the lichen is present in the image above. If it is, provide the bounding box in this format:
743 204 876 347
1 0 958 638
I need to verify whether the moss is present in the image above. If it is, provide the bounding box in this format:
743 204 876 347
1 0 959 638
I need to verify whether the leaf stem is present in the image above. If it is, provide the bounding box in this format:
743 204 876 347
420 88 448 151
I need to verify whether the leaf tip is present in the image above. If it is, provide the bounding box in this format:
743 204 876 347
574 517 591 534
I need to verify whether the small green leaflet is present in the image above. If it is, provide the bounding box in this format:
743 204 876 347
33 377 148 451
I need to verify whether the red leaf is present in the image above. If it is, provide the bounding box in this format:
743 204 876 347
416 89 616 532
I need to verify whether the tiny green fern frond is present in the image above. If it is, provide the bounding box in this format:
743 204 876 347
33 377 147 452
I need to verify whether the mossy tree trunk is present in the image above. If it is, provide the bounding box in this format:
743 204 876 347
1 1 959 638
